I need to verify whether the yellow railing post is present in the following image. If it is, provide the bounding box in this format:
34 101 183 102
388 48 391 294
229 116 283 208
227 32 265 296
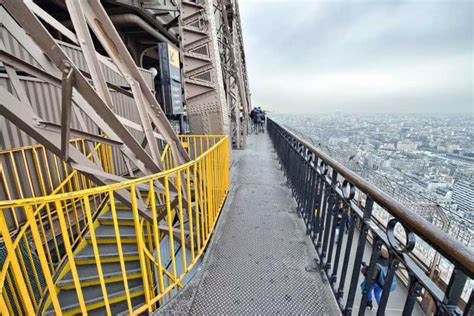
109 191 134 313
54 200 88 314
176 170 187 274
149 179 166 302
199 159 208 240
164 176 178 280
23 205 62 314
131 185 152 312
205 154 213 235
83 197 112 315
193 162 202 253
0 293 11 316
185 167 195 261
0 211 35 314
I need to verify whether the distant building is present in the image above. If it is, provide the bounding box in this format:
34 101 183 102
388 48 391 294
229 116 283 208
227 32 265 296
437 145 447 152
381 159 392 169
380 143 396 150
397 141 418 152
452 173 474 216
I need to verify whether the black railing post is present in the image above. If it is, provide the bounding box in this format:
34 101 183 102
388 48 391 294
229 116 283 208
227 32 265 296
305 155 316 221
344 197 373 315
442 268 468 315
358 240 383 316
325 195 342 273
307 163 319 237
320 170 338 270
336 209 357 303
316 170 329 250
402 276 423 316
330 204 348 287
376 257 399 315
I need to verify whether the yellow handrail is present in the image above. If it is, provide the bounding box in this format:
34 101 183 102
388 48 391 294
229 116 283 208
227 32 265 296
0 135 230 315
0 139 112 306
0 137 224 208
29 141 104 219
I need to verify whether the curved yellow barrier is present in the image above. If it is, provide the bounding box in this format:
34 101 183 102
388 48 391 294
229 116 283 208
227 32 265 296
0 135 229 315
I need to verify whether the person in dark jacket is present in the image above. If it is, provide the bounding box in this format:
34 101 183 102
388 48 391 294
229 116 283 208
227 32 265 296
260 109 266 133
254 110 262 134
360 247 397 309
249 108 257 133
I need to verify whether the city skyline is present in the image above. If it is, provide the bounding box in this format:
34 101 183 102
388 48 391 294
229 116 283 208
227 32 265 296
273 112 474 248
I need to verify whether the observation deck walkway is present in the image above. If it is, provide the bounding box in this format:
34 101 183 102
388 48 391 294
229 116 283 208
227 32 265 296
160 133 340 315
1 121 472 315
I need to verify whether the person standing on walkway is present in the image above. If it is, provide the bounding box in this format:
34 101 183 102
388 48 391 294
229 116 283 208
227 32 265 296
260 109 266 133
254 108 263 134
249 107 256 133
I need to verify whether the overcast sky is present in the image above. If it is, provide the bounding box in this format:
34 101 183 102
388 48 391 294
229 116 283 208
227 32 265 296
238 0 473 114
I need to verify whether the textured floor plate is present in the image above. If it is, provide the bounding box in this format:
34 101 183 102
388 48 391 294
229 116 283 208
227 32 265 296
158 134 340 315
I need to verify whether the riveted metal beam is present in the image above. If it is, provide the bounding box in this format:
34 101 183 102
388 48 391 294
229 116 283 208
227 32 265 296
178 0 230 137
60 65 75 160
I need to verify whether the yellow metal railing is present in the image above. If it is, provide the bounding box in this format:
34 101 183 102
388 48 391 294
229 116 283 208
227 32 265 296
0 138 113 314
0 138 114 230
0 135 229 315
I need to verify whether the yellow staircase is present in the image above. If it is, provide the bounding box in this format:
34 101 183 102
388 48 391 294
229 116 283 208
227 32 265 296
42 203 147 315
0 135 230 315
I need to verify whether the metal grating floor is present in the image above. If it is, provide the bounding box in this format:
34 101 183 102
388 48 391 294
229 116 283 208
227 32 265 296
159 133 340 315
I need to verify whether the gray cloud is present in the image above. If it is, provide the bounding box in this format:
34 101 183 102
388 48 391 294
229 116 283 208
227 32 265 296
239 0 473 113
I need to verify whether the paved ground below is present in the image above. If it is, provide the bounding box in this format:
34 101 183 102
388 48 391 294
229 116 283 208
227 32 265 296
159 133 340 315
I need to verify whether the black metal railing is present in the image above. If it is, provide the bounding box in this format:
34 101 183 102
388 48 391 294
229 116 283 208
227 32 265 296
267 118 473 316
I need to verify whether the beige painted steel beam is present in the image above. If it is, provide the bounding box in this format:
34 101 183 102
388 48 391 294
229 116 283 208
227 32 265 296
217 0 250 148
179 0 230 137
0 0 190 218
1 2 160 174
60 66 74 160
0 86 152 219
82 0 189 166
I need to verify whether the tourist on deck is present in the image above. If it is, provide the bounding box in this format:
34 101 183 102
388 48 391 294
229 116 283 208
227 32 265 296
250 107 257 133
360 247 397 310
254 108 263 134
260 108 266 133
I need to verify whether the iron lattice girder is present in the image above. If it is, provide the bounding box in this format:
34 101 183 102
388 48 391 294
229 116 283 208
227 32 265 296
0 48 159 147
2 1 168 173
0 86 149 214
0 0 190 219
215 0 250 149
179 0 230 136
3 0 189 162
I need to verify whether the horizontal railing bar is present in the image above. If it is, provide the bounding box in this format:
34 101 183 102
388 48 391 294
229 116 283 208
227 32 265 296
0 135 227 208
321 171 450 272
269 117 474 278
317 191 447 305
355 202 446 303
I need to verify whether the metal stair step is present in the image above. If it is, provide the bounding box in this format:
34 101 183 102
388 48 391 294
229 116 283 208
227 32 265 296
75 243 139 263
98 208 134 224
45 279 144 314
57 260 142 288
85 225 148 241
101 203 171 226
89 295 147 316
